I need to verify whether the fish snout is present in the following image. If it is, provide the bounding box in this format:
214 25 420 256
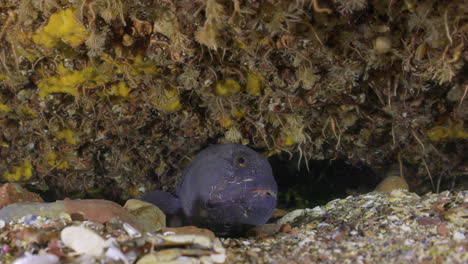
251 189 277 198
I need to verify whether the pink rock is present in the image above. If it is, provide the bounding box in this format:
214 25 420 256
0 199 143 231
0 183 43 208
63 199 143 230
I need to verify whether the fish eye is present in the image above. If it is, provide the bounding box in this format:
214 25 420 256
234 154 248 167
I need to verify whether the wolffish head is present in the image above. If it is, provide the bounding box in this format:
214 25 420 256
177 143 277 235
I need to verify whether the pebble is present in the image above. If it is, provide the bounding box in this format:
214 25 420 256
123 199 166 232
452 231 465 242
60 226 108 256
12 252 59 264
0 199 143 231
105 246 131 264
277 206 325 225
375 176 409 192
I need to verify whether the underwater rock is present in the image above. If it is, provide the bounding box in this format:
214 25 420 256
0 183 43 208
124 199 166 232
0 199 143 231
375 176 409 192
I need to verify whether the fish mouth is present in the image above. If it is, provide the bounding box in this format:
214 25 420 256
250 189 277 198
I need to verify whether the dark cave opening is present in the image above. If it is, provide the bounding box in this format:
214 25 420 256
269 154 381 210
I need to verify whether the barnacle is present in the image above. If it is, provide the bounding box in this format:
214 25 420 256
278 115 308 147
262 2 302 35
3 161 33 182
224 126 243 143
195 0 226 50
96 0 126 25
333 0 367 14
33 8 88 49
195 22 220 50
86 28 108 57
296 66 319 90
153 9 188 52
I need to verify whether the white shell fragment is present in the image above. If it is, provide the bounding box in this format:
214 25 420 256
12 252 59 264
60 226 108 256
105 246 130 264
123 222 142 238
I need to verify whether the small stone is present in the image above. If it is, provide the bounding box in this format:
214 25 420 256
374 36 392 54
12 252 59 264
416 216 442 226
122 222 141 238
136 252 198 264
271 208 289 219
280 224 292 233
277 206 325 225
375 176 409 192
63 199 143 231
159 226 216 248
124 199 166 232
331 225 351 242
105 246 131 263
60 226 108 257
453 231 465 242
246 224 282 238
442 203 468 226
437 223 450 236
0 199 143 230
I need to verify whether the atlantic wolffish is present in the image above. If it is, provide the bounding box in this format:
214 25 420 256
142 143 278 235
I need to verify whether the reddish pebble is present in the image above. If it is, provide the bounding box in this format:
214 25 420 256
437 223 450 236
47 238 64 257
280 224 291 233
416 216 442 226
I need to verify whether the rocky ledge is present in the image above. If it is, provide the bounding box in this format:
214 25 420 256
0 185 465 263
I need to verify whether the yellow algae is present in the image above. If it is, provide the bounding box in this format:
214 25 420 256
0 74 7 81
427 122 468 141
47 152 69 169
219 115 234 128
37 64 108 97
109 81 131 97
246 72 264 96
279 134 295 146
0 104 12 112
214 79 241 96
152 89 182 111
231 109 246 120
4 161 33 182
235 39 247 50
56 129 77 144
129 55 158 76
19 105 38 117
33 9 88 49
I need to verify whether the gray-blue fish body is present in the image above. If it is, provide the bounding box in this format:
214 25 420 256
142 143 277 235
